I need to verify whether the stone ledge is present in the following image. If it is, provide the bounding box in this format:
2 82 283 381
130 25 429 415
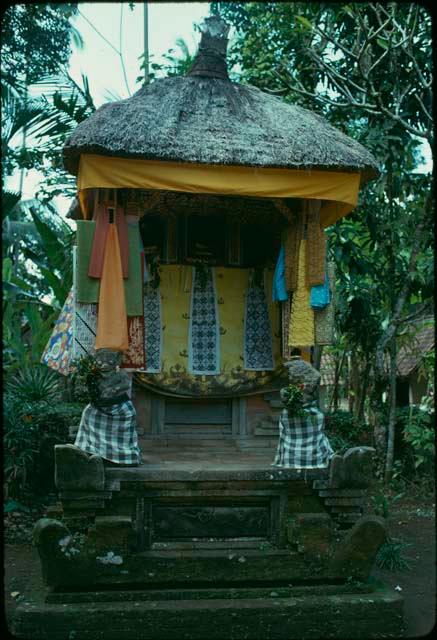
12 586 403 639
103 466 329 483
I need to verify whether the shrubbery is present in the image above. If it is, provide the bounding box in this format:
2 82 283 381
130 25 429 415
324 410 371 454
391 404 435 490
3 365 85 498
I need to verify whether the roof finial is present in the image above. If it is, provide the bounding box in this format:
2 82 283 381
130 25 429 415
187 15 230 80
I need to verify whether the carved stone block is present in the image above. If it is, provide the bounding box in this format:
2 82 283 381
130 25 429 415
329 515 387 580
33 518 72 586
55 444 105 491
288 512 333 556
86 515 135 553
329 446 375 489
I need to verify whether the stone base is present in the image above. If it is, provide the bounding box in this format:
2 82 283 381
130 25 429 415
13 583 403 640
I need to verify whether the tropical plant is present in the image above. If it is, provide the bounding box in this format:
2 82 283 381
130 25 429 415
397 405 435 474
324 410 370 453
3 372 85 498
5 365 63 403
376 537 412 572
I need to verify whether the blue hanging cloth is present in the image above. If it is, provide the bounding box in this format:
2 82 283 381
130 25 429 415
310 271 331 309
272 246 288 302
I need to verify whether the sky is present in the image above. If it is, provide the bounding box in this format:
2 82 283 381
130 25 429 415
68 2 211 106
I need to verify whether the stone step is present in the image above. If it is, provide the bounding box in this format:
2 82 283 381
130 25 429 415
13 586 404 640
141 438 240 449
238 438 277 449
254 423 279 436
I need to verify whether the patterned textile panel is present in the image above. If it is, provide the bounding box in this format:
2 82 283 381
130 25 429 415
136 264 286 397
244 278 274 371
143 283 162 373
189 266 220 375
40 289 74 376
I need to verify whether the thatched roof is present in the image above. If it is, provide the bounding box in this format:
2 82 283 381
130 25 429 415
63 16 379 182
397 318 434 378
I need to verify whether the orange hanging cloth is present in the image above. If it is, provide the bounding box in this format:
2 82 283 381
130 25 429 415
88 205 129 279
95 223 129 351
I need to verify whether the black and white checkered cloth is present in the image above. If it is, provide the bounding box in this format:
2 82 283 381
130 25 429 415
75 401 141 465
272 405 334 469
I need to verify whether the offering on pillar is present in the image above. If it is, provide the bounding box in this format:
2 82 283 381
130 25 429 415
73 349 142 467
273 356 334 469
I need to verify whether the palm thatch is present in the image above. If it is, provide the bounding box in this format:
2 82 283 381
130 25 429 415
63 16 379 182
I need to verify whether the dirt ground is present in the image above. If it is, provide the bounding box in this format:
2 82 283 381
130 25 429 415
3 498 436 639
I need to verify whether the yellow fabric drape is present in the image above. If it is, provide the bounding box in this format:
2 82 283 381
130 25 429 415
158 265 281 375
77 154 361 228
95 224 129 351
288 240 315 348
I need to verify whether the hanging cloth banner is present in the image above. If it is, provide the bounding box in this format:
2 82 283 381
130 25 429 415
88 204 129 279
272 246 288 302
284 212 303 293
244 272 274 371
315 262 336 345
94 224 129 351
76 220 143 316
288 239 315 348
310 273 331 309
305 200 326 287
72 246 98 359
143 282 162 373
72 247 145 369
77 155 361 228
188 265 220 375
41 289 74 376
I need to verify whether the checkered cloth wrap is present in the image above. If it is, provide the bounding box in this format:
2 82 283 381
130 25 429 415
273 406 333 469
75 401 141 465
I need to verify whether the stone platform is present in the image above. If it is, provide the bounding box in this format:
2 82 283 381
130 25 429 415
11 444 404 639
13 582 403 639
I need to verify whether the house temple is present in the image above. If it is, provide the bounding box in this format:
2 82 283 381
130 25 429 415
15 15 404 640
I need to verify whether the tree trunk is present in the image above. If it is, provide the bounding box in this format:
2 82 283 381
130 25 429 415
329 349 346 412
356 359 371 422
349 352 360 414
370 362 387 458
384 336 398 484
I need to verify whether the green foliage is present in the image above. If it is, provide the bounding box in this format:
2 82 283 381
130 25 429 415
5 365 63 403
3 373 85 498
396 405 435 473
376 537 412 572
324 410 370 453
1 4 78 84
281 384 306 416
70 354 103 405
372 491 404 519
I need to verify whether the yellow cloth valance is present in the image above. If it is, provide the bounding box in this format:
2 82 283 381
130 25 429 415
77 154 361 228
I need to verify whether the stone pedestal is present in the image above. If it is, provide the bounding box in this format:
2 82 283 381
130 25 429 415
11 446 404 639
